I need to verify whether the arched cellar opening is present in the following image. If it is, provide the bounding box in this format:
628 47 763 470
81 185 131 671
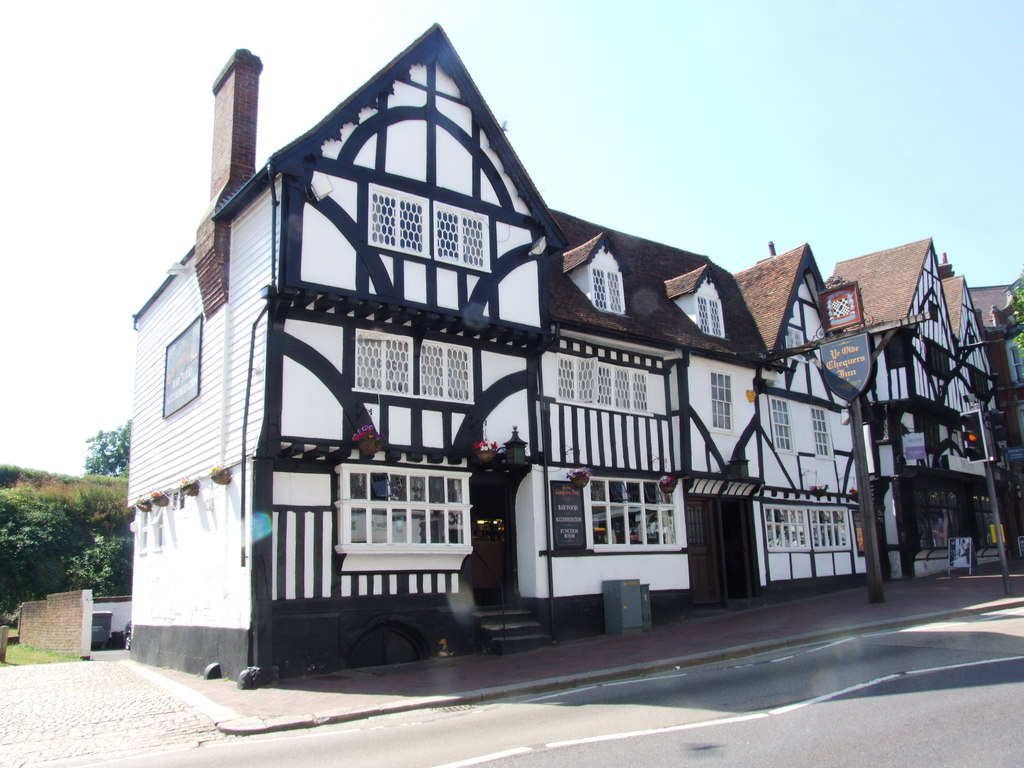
346 620 429 668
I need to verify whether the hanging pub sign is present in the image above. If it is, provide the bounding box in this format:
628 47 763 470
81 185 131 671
163 316 202 417
820 333 872 401
820 282 865 332
550 481 586 549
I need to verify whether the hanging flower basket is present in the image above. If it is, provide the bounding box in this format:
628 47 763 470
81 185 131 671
849 488 858 500
474 440 499 463
180 478 200 497
135 498 153 512
210 465 232 485
658 475 678 495
353 425 385 456
567 467 592 489
150 491 170 507
810 484 829 498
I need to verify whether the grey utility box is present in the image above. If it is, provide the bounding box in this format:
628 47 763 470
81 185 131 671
91 612 112 649
603 579 643 635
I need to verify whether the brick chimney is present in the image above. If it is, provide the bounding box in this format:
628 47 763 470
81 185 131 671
938 251 954 280
195 49 263 317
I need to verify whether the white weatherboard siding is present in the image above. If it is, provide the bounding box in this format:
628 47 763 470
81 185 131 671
130 273 221 498
130 189 273 630
129 189 273 499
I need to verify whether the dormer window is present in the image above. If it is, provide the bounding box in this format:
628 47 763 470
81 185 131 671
667 266 726 339
592 266 624 314
697 295 723 337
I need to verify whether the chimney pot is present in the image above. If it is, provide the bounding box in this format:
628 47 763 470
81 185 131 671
768 241 776 257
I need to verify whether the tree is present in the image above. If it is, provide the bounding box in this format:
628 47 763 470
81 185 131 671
1012 274 1024 353
0 470 132 620
84 421 131 477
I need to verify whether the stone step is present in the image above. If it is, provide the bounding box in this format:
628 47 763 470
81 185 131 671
490 632 552 656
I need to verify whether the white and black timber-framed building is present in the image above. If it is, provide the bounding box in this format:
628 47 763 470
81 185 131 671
128 27 988 681
827 242 998 579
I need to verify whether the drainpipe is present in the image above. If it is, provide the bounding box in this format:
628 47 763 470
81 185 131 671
538 323 560 640
240 165 279 669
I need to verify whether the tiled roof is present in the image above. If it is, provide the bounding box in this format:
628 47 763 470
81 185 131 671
942 275 965 339
664 265 709 299
561 234 604 272
830 238 933 324
969 285 1011 328
734 244 811 350
549 211 765 358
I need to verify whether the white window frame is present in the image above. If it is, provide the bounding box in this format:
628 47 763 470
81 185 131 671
355 331 412 395
770 398 793 452
765 505 850 552
136 507 163 555
764 507 808 551
556 355 649 414
336 466 472 555
368 184 428 257
589 478 679 550
697 295 724 337
433 203 490 271
809 508 849 550
1011 345 1024 383
420 340 472 403
811 407 832 457
711 371 733 431
355 332 472 403
591 267 625 314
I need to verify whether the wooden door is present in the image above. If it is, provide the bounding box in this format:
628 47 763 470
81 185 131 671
686 499 721 605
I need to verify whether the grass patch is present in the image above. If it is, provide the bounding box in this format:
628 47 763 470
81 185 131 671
2 643 83 666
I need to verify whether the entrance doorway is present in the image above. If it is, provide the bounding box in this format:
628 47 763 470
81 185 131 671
469 480 513 606
685 499 721 604
720 500 756 600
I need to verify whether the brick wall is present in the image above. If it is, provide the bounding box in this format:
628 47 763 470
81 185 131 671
18 590 92 657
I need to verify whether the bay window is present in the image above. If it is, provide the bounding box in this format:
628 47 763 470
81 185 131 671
339 467 470 549
590 478 677 548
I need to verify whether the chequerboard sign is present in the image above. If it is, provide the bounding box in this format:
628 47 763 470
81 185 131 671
820 282 864 332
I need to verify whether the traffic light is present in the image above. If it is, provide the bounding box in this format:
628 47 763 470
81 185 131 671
960 409 989 463
986 409 1008 444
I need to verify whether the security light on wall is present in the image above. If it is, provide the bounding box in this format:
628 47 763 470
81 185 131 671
167 263 187 276
309 174 334 201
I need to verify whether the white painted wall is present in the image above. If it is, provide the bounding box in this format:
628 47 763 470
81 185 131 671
129 187 275 630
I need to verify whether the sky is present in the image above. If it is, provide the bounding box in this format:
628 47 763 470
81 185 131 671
1 0 1021 476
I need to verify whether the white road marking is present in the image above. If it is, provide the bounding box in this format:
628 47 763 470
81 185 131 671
431 747 533 768
545 713 769 749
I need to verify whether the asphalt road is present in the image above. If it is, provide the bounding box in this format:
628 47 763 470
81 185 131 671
64 606 1024 768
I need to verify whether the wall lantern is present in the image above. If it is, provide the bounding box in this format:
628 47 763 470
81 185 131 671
504 427 528 467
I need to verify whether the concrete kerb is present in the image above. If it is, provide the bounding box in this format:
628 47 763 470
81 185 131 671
205 595 1024 736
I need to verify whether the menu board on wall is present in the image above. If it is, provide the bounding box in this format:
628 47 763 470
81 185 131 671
550 481 586 549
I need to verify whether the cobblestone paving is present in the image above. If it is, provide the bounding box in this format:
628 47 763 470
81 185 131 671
0 660 228 767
